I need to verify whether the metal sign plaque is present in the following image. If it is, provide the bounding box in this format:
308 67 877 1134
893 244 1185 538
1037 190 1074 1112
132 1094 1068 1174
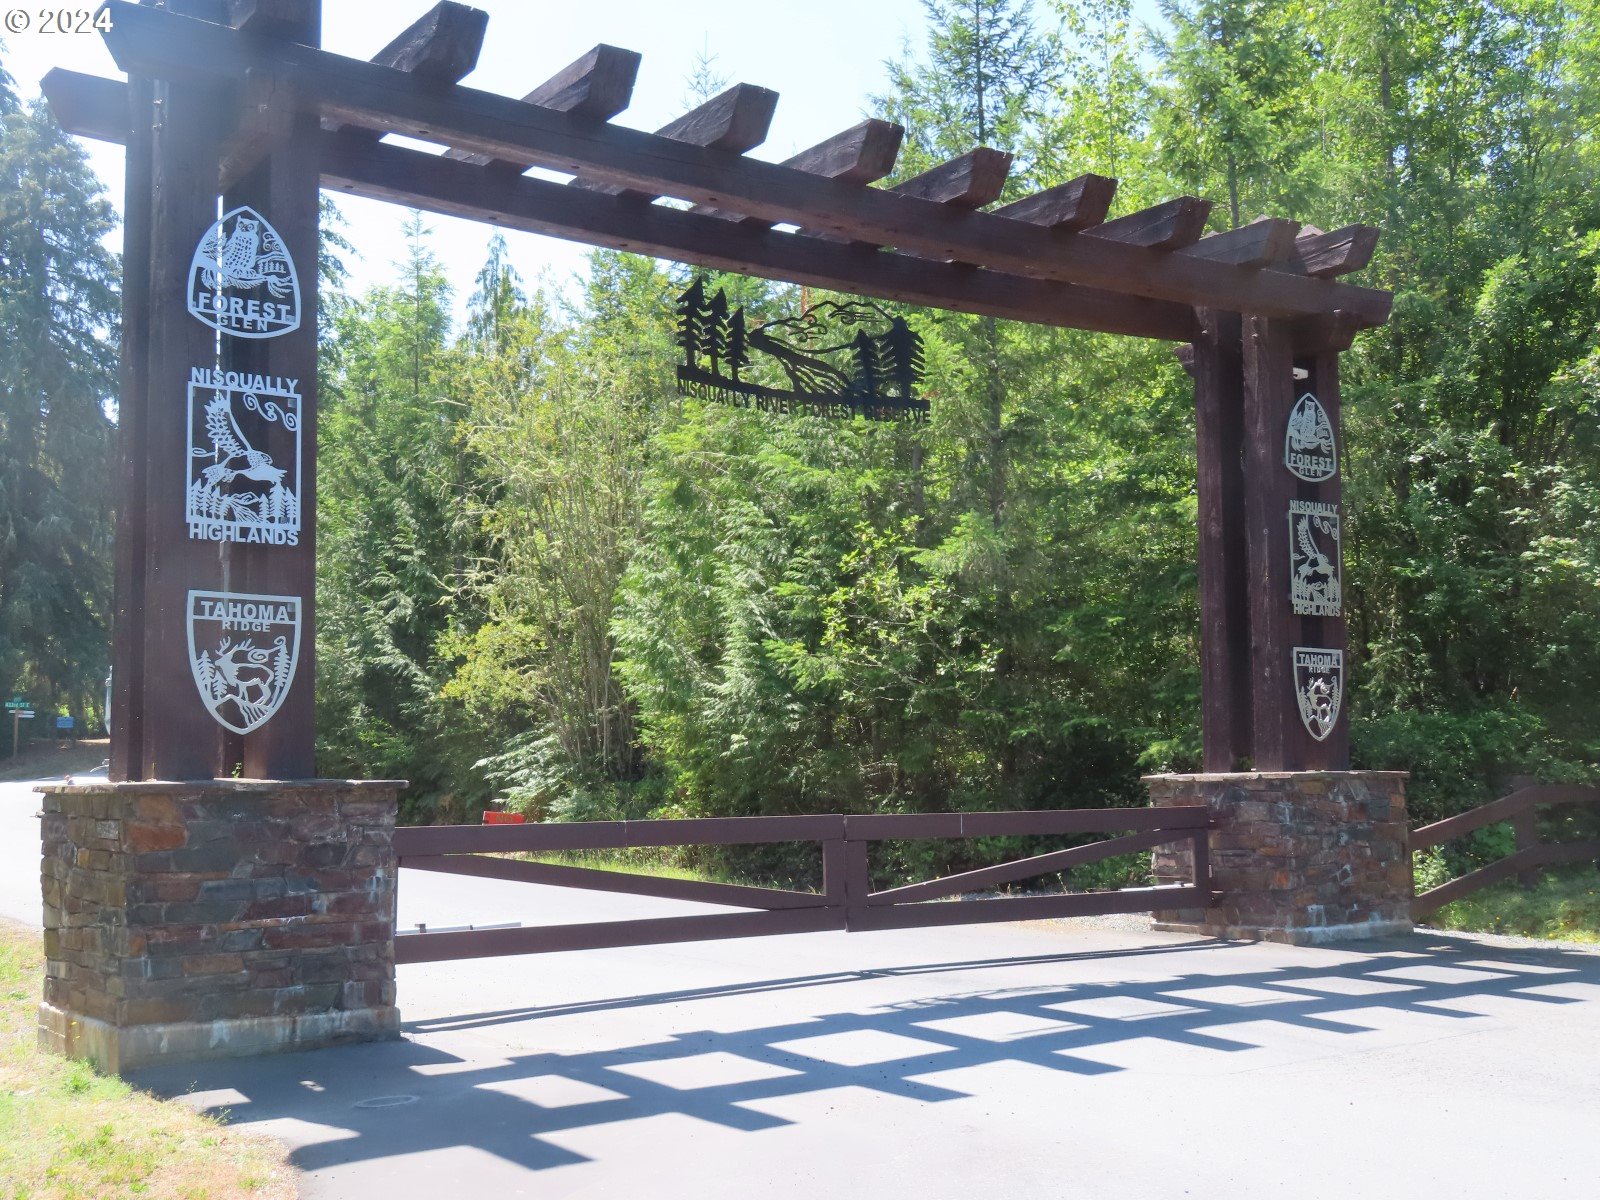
1289 499 1341 617
1292 647 1343 741
187 205 301 339
1284 392 1337 481
186 367 301 545
187 590 302 734
675 280 926 420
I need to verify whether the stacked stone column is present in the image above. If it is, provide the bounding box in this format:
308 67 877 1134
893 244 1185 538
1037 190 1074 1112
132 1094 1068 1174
37 779 402 1072
1147 771 1412 943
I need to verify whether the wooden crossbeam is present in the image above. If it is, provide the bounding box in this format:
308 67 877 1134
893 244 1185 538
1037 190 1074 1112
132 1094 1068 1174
577 82 779 199
331 1 488 142
371 2 488 81
785 118 904 185
38 71 1195 339
995 173 1117 231
227 0 313 35
693 118 905 225
92 3 1393 325
444 44 642 170
320 133 1195 339
217 68 291 188
1087 196 1213 249
890 147 1011 208
1182 216 1301 267
522 43 640 119
1291 224 1380 278
40 68 125 142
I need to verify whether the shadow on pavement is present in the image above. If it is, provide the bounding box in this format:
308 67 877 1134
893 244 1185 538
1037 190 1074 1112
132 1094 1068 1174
128 932 1600 1177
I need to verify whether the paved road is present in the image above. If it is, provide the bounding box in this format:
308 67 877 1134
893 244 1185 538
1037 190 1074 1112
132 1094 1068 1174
4 775 1599 1199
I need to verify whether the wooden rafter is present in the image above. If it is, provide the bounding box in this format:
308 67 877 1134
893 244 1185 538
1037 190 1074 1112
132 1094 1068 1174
39 70 1192 340
692 118 906 225
889 147 1011 208
331 1 487 141
444 44 641 169
1088 197 1213 249
92 1 1391 326
994 174 1117 231
1183 217 1302 268
576 82 779 201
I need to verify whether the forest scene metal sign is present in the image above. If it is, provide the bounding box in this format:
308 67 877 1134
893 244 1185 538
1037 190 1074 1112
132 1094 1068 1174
675 280 926 420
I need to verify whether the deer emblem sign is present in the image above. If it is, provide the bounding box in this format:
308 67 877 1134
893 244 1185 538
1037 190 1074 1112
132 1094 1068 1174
187 591 301 734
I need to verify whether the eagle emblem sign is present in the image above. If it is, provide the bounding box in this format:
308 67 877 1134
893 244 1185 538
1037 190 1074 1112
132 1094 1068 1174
188 591 301 734
1292 647 1343 741
186 367 301 545
1289 499 1341 617
1284 392 1337 482
187 206 300 339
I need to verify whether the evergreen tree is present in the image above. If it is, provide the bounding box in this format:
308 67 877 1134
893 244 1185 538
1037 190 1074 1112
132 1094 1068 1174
0 70 119 737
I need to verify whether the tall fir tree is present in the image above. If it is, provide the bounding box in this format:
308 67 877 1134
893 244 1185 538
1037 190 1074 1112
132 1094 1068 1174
0 68 119 736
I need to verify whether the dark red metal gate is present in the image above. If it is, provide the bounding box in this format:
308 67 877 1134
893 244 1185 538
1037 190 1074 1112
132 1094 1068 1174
393 807 1215 963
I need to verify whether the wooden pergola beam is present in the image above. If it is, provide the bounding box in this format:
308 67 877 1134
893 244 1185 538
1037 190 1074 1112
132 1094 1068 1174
40 70 1194 340
1183 217 1301 268
96 2 1392 325
995 173 1117 231
1291 225 1380 278
321 134 1196 340
1088 197 1213 249
445 44 642 169
578 82 779 200
890 147 1011 208
370 2 488 81
693 118 905 225
332 1 488 142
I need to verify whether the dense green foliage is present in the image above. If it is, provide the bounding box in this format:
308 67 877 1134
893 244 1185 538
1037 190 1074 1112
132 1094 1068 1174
303 0 1600 864
0 61 118 746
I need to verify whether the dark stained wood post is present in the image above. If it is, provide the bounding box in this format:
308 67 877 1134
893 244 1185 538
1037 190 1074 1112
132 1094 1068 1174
1189 313 1351 772
109 0 322 780
1188 309 1251 772
112 0 234 780
225 3 321 779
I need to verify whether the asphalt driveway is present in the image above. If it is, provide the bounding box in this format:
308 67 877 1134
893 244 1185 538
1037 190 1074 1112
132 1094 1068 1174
4 774 1597 1199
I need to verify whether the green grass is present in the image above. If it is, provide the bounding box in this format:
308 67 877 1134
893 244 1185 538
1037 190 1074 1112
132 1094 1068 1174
0 920 292 1199
1423 867 1600 943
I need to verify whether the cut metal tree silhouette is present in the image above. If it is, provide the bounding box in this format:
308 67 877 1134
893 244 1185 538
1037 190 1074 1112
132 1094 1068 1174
673 279 926 419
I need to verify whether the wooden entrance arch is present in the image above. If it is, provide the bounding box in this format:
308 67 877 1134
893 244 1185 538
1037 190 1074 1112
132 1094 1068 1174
45 0 1389 782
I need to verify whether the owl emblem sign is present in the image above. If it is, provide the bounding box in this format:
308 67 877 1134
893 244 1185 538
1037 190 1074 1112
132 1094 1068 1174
188 591 301 734
187 206 301 339
1284 392 1337 482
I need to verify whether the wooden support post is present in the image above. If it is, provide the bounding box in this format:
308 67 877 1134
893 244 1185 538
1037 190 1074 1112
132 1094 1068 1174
110 0 321 780
1189 313 1351 772
1513 806 1540 888
1189 309 1251 772
113 1 235 780
226 2 321 778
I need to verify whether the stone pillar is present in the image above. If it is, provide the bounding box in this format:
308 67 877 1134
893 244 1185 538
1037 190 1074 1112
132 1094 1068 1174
1145 771 1412 944
36 778 404 1073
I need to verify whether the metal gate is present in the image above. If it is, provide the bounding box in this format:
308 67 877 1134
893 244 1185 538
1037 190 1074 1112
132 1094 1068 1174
393 807 1215 963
